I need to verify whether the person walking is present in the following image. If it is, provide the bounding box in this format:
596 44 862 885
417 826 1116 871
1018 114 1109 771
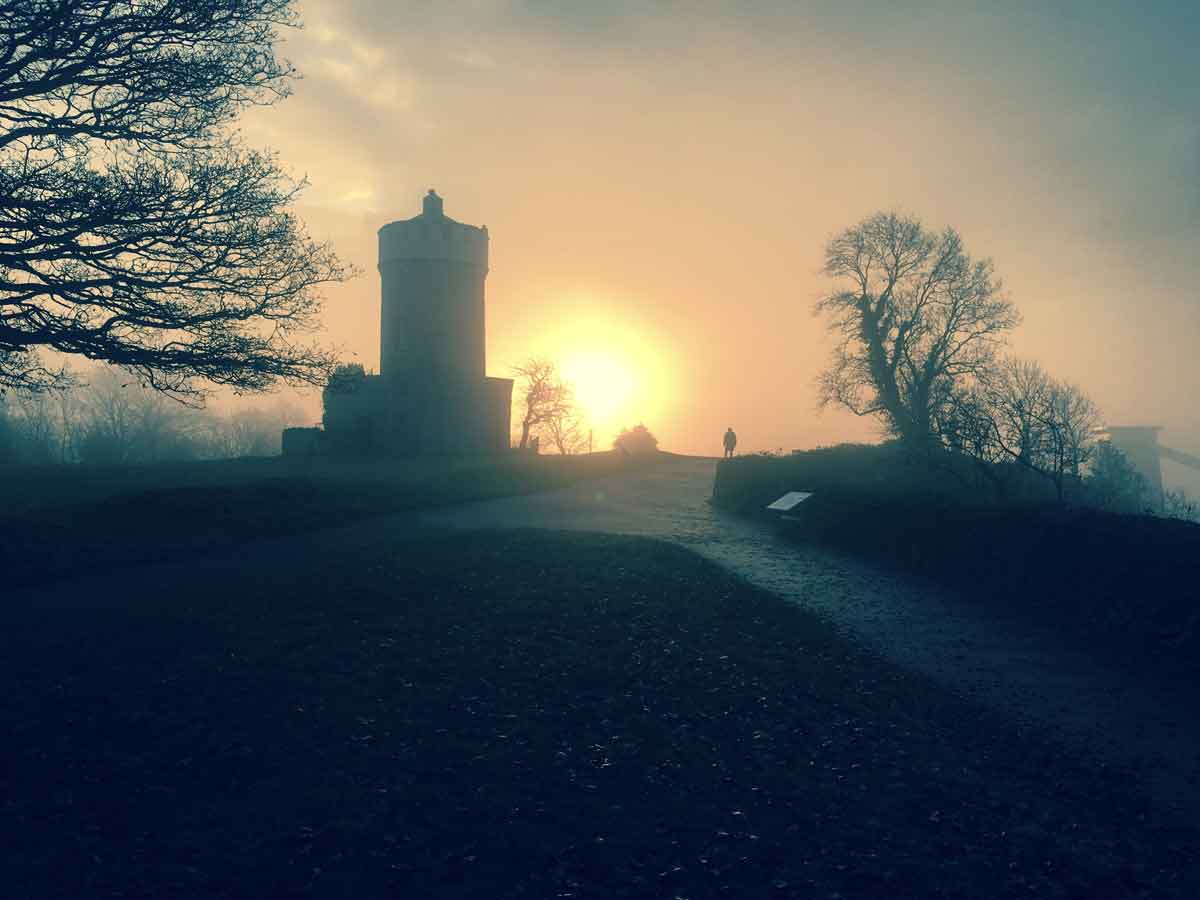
722 427 737 459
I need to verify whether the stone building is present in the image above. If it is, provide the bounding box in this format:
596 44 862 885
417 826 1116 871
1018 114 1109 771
284 190 512 456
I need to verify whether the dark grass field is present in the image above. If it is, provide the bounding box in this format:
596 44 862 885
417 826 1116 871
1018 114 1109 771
0 451 657 590
4 530 1195 898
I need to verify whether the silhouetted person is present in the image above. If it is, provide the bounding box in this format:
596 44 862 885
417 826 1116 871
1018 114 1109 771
530 435 540 455
723 427 737 458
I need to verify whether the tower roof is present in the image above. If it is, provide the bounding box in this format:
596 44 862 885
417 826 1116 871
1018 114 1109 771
382 189 485 231
378 189 488 269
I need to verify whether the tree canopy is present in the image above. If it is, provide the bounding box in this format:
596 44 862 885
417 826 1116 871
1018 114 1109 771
0 0 349 399
816 212 1019 447
943 357 1100 501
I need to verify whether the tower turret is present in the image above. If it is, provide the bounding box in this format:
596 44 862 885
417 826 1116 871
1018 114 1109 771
377 190 489 389
368 190 508 455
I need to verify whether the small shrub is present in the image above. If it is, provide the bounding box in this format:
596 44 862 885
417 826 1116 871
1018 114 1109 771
614 423 658 456
1164 488 1200 523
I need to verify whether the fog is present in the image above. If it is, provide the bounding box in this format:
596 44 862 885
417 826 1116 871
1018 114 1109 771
227 1 1198 484
6 6 1200 892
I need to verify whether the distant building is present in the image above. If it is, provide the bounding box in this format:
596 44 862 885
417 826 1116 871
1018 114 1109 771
285 190 512 456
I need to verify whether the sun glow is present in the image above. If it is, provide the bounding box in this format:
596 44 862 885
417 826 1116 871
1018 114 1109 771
535 312 672 448
560 350 637 434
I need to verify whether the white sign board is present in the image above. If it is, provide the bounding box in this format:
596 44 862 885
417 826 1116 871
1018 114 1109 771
766 491 813 512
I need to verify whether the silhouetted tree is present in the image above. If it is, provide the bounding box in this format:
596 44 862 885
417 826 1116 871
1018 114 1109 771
75 368 206 463
816 212 1019 448
545 410 588 455
512 358 574 450
2 388 59 463
0 362 307 462
50 383 85 463
0 0 350 399
0 399 15 462
5 380 86 464
211 402 301 457
614 423 658 456
997 361 1097 502
945 358 1101 502
1084 441 1150 513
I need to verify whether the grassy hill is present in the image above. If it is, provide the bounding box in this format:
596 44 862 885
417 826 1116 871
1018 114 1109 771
712 445 1200 676
3 530 1194 897
1 451 658 590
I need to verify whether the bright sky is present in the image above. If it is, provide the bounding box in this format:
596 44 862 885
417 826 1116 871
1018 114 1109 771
241 1 1199 483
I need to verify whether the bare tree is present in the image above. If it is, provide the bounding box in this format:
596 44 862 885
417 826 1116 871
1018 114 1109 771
0 0 351 400
951 358 1101 503
51 383 85 463
1041 380 1101 500
5 389 59 462
0 398 14 461
816 212 1020 448
75 368 209 463
512 358 574 451
212 401 302 457
545 410 588 455
6 379 89 464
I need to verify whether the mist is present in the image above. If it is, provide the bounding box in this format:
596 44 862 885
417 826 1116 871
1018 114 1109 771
227 1 1197 477
6 4 1200 896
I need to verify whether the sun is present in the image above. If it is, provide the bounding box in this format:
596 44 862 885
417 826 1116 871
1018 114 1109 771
519 305 673 448
559 350 638 436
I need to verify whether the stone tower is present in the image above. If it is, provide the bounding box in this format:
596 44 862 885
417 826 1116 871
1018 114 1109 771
371 190 511 453
378 189 488 390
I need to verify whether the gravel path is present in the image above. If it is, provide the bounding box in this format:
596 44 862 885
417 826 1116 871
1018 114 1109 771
418 456 1200 817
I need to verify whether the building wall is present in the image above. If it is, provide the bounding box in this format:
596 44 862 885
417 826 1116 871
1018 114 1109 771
377 200 488 388
484 377 514 453
320 373 511 456
322 373 390 455
281 427 323 457
379 258 486 391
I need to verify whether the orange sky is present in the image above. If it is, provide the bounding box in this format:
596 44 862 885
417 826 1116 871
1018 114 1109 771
239 1 1198 486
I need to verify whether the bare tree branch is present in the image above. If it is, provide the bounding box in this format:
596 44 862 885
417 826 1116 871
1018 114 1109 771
943 357 1102 503
0 1 352 399
512 357 575 451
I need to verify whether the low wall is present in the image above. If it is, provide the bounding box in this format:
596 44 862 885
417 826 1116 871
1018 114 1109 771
281 427 323 458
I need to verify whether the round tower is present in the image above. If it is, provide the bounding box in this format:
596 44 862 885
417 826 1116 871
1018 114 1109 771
377 190 489 391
